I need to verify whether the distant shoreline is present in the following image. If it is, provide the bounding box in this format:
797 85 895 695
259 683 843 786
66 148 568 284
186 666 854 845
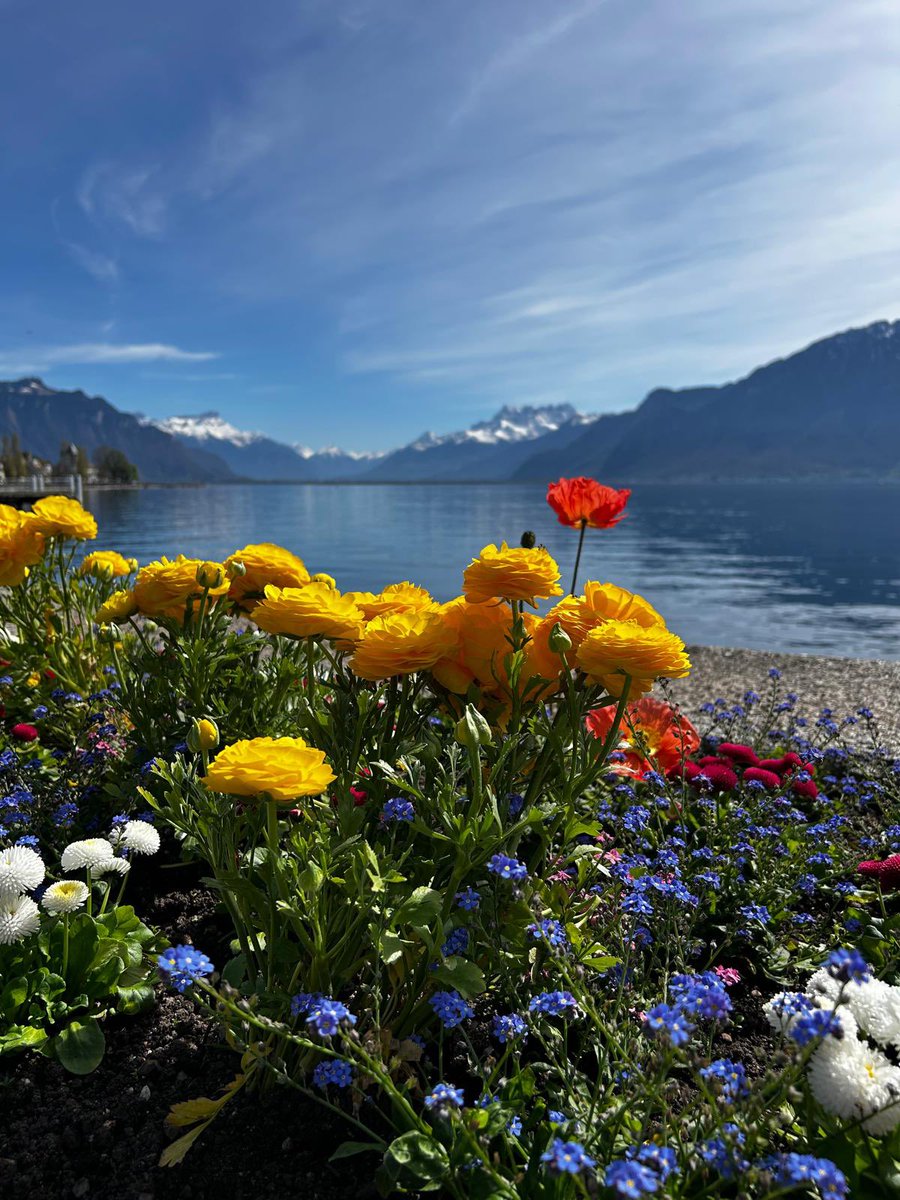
91 476 900 490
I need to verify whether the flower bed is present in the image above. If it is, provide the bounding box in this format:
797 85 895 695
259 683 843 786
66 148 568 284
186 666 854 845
1 483 900 1200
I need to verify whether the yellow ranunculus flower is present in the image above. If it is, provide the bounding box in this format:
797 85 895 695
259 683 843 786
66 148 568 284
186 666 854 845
463 542 563 605
79 550 137 579
433 597 559 698
202 736 336 802
225 543 310 609
348 608 456 681
575 619 691 685
30 495 98 541
547 581 665 653
0 505 45 586
96 588 139 624
252 583 365 642
345 582 434 619
133 555 229 619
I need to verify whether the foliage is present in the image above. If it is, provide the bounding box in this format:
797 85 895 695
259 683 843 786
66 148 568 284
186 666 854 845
4 488 900 1195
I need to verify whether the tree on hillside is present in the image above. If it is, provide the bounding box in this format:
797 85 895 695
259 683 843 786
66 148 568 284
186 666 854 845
94 445 139 484
1 433 26 478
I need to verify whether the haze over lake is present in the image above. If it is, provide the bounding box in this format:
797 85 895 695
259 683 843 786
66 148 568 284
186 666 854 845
85 482 900 660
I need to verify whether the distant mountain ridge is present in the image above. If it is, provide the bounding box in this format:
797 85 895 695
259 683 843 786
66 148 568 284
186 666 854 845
513 318 900 482
4 319 900 484
0 379 235 483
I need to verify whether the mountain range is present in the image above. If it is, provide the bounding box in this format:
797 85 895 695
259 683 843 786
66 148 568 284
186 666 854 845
3 319 900 484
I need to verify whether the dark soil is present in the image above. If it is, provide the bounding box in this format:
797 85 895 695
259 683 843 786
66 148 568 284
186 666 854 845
0 884 374 1200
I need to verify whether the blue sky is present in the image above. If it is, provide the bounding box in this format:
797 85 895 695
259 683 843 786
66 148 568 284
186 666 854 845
2 0 900 451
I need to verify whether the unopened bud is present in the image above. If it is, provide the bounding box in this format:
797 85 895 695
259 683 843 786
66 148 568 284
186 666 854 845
196 561 225 589
311 572 337 588
455 703 492 750
520 531 536 549
547 621 572 655
226 559 247 579
188 717 220 753
97 623 119 642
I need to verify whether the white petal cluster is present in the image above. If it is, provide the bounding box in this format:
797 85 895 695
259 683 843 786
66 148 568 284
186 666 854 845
0 893 40 944
774 968 900 1135
845 979 900 1051
809 1036 900 1133
93 856 130 877
61 838 116 871
0 845 45 899
111 820 160 856
41 880 89 914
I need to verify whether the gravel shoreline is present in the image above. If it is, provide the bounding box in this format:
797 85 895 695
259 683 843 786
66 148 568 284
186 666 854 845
665 645 900 749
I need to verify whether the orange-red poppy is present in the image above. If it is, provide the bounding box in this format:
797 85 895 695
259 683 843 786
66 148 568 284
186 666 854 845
586 696 699 777
546 477 631 529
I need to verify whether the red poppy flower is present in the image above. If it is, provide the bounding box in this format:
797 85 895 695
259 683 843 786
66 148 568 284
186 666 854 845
858 855 900 888
717 743 760 767
11 723 39 742
546 477 631 529
587 697 699 777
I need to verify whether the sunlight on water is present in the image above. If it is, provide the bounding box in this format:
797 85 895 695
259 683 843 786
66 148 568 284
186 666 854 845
85 482 900 659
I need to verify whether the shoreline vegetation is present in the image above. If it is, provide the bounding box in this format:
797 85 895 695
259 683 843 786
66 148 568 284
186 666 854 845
2 482 900 1200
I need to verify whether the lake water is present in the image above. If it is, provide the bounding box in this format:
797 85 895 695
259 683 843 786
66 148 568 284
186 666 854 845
84 482 900 660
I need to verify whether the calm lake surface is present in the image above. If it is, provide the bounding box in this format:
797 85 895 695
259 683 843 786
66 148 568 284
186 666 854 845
85 482 900 660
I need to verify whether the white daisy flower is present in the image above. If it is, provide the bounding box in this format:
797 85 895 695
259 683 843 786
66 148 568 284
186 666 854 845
0 845 45 900
41 880 89 914
846 979 900 1050
809 1036 900 1133
0 893 41 944
60 838 116 871
112 820 160 856
806 969 844 1004
93 857 131 877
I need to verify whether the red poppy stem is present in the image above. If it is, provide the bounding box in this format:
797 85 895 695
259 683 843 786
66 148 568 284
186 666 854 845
570 520 587 595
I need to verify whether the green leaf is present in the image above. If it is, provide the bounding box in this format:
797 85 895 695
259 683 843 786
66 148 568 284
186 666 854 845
378 1131 450 1194
378 932 411 966
431 957 485 997
0 975 29 1016
330 1141 383 1162
393 886 442 929
116 982 156 1016
0 1024 47 1055
53 1018 106 1075
221 954 248 987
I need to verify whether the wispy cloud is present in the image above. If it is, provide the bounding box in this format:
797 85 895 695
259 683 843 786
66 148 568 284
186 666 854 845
0 343 218 375
77 162 167 237
5 0 900 446
63 241 120 284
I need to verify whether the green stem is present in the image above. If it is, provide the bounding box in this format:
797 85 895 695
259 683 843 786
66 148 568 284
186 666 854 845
570 520 587 595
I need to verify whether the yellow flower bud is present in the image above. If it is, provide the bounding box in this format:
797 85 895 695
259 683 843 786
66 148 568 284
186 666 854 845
188 717 220 753
196 561 226 590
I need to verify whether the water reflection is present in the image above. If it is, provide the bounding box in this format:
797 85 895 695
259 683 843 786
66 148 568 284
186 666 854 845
86 482 900 659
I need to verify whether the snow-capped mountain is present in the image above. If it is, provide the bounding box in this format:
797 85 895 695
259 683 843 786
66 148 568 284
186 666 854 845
364 404 596 481
153 412 266 448
147 412 382 480
149 403 595 481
